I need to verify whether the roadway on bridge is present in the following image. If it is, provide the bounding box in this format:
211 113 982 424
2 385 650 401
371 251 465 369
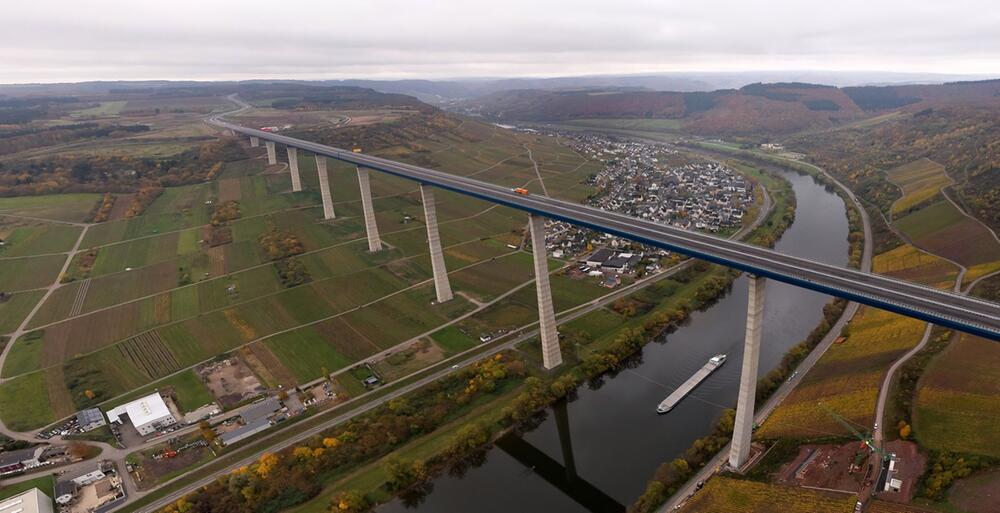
211 118 1000 342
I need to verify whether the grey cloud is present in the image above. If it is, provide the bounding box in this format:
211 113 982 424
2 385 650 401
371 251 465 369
1 0 999 83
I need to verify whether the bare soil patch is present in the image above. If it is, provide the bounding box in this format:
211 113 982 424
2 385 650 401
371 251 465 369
196 355 264 408
775 442 869 492
107 193 134 221
217 178 242 203
207 246 227 276
135 443 210 490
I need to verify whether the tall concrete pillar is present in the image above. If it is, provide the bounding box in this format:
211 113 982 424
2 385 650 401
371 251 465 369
315 156 335 220
286 147 302 192
529 214 562 369
356 166 382 252
265 141 277 165
250 136 259 148
420 184 453 303
729 274 766 470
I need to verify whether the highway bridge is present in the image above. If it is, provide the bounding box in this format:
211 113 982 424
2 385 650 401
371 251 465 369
212 119 1000 341
210 114 1000 471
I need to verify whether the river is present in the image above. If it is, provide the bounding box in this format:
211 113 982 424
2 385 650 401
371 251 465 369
380 166 850 513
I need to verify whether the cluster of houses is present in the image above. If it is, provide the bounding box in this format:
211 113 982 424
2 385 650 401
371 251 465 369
587 154 754 234
530 134 754 275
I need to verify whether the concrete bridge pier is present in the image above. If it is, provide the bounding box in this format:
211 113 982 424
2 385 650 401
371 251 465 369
265 141 277 165
729 274 766 470
529 214 562 369
315 156 336 220
286 147 302 192
250 136 259 148
356 166 383 252
420 184 453 303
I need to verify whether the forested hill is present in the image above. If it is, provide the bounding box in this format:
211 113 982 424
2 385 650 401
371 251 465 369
461 80 1000 135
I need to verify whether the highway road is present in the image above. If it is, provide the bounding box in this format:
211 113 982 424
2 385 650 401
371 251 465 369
210 118 1000 341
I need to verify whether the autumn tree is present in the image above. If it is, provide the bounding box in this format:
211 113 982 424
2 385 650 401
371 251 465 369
330 490 370 513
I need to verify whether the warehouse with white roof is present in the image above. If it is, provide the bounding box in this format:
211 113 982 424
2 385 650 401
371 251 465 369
104 393 176 436
0 488 53 513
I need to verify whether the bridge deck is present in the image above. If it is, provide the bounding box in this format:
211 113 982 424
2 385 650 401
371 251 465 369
210 118 1000 342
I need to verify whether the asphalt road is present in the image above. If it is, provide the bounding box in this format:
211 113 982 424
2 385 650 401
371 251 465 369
209 118 1000 341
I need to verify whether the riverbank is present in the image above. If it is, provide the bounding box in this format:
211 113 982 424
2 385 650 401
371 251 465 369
267 160 799 513
626 151 867 513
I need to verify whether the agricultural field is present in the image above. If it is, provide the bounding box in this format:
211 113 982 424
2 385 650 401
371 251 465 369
261 326 354 384
0 219 82 257
867 501 937 513
913 333 1000 457
894 199 1000 277
430 325 478 354
680 477 855 513
0 370 55 430
71 100 128 118
887 158 950 217
0 253 66 291
884 158 1000 281
0 111 609 432
558 117 685 132
0 290 45 333
872 244 959 289
0 193 100 223
758 245 954 438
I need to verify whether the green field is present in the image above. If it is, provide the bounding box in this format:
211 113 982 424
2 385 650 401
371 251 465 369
0 254 65 291
894 200 966 240
914 333 1000 457
0 290 44 333
0 193 100 222
0 371 54 430
155 370 214 412
430 325 477 354
0 222 82 257
263 327 353 383
0 474 55 503
71 101 127 117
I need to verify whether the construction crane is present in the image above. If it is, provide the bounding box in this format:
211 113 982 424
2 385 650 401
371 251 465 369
818 403 891 463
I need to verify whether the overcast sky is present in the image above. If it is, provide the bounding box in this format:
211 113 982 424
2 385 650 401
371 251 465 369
2 0 999 83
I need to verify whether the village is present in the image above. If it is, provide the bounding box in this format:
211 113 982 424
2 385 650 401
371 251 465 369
535 133 756 282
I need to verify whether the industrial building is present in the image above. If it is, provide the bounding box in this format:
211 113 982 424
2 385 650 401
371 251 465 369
105 393 176 436
76 408 107 433
218 396 281 446
0 488 53 513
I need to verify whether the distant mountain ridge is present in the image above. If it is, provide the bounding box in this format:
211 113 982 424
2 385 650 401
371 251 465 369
461 79 1000 135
